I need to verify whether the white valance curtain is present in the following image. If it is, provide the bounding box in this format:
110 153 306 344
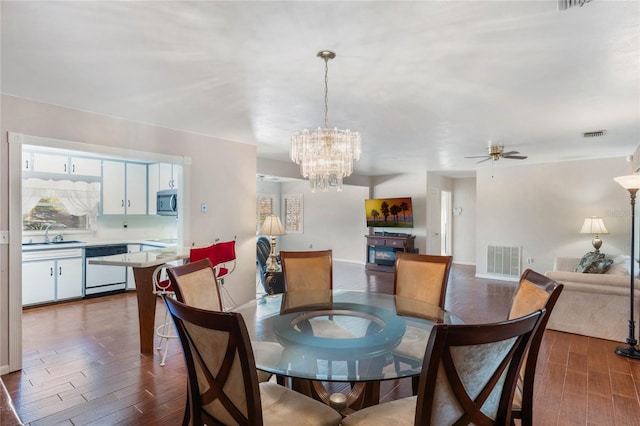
23 178 101 226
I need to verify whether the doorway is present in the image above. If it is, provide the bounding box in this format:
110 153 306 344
441 190 452 256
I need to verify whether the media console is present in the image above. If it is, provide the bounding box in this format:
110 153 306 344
365 234 416 272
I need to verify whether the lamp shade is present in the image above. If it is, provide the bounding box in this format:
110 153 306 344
580 217 608 235
260 215 286 236
614 174 640 190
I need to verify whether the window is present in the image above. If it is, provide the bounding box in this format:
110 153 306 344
22 178 100 232
257 194 275 234
283 194 303 234
23 197 89 231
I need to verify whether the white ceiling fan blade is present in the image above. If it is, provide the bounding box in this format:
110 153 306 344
504 155 528 160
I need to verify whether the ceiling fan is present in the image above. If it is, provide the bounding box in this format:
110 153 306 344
465 145 528 163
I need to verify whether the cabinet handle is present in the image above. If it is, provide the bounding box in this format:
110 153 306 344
72 164 76 173
25 160 29 169
59 266 62 276
121 200 124 207
64 164 67 172
50 267 53 276
128 200 131 207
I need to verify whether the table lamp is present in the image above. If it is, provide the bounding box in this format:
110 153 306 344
259 215 286 272
580 216 608 253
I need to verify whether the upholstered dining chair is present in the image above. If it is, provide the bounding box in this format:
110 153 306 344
394 252 453 307
342 309 545 426
392 252 453 392
280 249 333 291
167 259 281 384
163 296 343 426
508 269 563 426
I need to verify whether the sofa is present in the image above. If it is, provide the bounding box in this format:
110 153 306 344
545 256 640 342
256 236 284 294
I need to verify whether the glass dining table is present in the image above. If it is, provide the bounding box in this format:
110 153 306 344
234 290 461 413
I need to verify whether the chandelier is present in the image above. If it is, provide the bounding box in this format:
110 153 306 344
291 51 361 192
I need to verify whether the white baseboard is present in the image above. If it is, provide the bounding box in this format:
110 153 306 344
453 261 476 266
476 273 519 283
0 364 10 375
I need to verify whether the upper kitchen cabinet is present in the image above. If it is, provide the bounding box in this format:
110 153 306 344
148 163 182 215
26 151 102 177
102 160 148 215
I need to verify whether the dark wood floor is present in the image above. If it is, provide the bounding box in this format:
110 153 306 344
3 263 640 425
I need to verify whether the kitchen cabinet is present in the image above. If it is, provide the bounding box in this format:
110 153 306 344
102 161 148 215
148 163 181 214
23 151 33 171
25 151 101 176
70 156 101 177
33 152 69 174
22 248 84 305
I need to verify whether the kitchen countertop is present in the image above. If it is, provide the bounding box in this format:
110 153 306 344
87 246 191 268
21 239 178 252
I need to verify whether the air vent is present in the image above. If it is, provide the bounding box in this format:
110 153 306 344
583 130 607 138
558 0 592 11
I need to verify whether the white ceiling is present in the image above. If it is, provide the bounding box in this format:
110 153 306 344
2 1 638 177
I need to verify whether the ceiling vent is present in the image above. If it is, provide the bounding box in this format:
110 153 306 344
583 130 607 138
558 0 593 11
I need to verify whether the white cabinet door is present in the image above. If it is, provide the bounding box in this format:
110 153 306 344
33 152 69 174
126 244 141 289
147 163 160 215
159 163 174 190
126 163 148 214
102 160 126 214
22 260 56 305
23 151 33 171
70 157 102 177
56 257 84 300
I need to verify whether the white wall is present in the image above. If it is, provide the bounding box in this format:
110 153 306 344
276 180 369 263
476 157 633 277
452 177 476 265
371 173 427 253
1 95 257 372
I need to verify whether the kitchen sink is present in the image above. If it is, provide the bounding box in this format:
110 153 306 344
22 240 85 246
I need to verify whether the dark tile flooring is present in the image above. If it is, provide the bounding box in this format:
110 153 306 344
2 262 640 425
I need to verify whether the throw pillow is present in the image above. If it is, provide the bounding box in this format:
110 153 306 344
574 252 613 274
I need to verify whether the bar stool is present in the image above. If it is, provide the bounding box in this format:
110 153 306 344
152 263 177 366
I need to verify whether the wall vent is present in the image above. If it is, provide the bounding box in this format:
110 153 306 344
583 130 607 138
558 0 593 11
487 245 522 278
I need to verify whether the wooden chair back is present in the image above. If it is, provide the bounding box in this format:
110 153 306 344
415 309 545 425
280 250 333 291
393 252 453 308
163 296 263 425
508 269 564 426
167 259 223 311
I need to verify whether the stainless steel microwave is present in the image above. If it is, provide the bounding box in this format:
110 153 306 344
157 189 178 216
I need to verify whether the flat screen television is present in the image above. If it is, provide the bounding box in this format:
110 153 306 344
365 197 413 228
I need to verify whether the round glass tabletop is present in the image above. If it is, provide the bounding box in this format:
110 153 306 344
235 290 461 383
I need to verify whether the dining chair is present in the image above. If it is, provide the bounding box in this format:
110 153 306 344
167 258 280 383
280 249 333 291
163 296 343 426
151 263 178 366
342 309 545 426
507 269 563 426
392 252 453 392
186 242 237 308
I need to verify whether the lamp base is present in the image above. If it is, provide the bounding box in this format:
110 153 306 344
615 345 640 360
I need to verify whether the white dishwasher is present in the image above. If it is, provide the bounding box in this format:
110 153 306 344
84 245 127 297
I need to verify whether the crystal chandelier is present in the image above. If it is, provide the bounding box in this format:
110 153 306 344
291 51 361 192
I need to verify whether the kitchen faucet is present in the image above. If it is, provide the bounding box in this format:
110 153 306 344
44 223 66 243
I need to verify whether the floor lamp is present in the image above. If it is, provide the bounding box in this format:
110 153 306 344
614 174 640 359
